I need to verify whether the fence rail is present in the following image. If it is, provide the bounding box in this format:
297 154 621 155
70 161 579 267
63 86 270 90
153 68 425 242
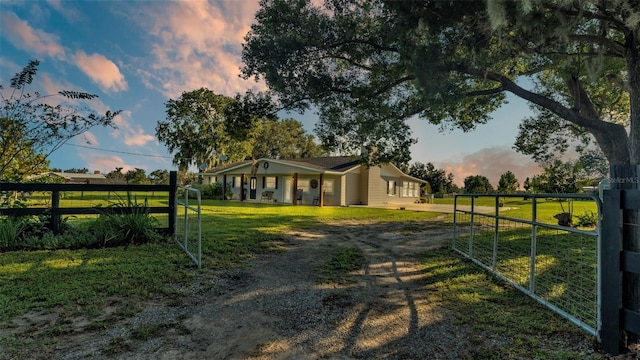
0 172 177 234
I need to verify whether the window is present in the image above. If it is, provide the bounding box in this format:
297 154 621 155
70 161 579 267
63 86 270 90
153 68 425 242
298 179 309 192
324 179 335 195
387 180 396 195
404 181 419 197
263 176 278 189
232 176 240 188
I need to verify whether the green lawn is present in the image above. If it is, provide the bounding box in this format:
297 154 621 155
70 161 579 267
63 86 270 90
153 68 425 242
1 202 442 322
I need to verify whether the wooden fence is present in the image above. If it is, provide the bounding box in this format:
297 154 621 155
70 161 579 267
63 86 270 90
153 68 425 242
601 188 640 355
0 171 177 234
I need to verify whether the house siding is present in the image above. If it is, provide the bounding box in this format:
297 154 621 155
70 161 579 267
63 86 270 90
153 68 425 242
345 172 361 205
366 166 387 205
359 167 370 205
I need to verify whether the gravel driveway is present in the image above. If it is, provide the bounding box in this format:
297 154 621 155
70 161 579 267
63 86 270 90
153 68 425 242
46 218 464 359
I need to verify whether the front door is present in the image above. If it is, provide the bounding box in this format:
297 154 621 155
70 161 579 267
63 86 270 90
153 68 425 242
249 177 257 200
284 178 293 203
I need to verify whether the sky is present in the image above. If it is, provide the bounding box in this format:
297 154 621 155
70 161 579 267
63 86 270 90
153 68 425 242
0 0 543 187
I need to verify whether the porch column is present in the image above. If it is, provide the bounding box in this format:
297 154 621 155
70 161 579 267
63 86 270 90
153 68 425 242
340 174 347 206
293 173 298 205
223 175 227 201
319 174 324 207
240 174 245 202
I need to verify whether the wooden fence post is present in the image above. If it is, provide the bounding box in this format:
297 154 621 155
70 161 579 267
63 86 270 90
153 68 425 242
600 189 623 355
168 171 177 236
610 164 640 347
51 190 61 234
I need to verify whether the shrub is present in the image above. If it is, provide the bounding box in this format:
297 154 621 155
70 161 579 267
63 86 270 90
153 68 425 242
3 192 165 251
20 228 101 250
94 193 163 246
187 182 224 199
575 210 598 228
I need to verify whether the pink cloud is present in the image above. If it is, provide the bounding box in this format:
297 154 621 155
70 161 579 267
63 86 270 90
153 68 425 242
124 130 156 146
73 51 127 92
140 0 265 98
437 147 542 188
110 110 155 147
78 153 135 174
1 11 65 59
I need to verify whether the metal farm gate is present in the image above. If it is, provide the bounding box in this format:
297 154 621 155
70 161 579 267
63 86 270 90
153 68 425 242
453 191 640 355
175 185 202 269
453 194 601 334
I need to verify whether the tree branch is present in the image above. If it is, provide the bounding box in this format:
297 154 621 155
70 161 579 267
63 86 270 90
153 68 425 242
464 87 504 97
455 63 630 163
370 75 416 97
327 38 399 53
567 34 626 56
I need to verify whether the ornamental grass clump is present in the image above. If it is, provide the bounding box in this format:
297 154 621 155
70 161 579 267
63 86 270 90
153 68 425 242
94 193 163 247
0 217 25 251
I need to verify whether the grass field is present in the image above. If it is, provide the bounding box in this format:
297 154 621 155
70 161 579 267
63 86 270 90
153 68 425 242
0 201 442 322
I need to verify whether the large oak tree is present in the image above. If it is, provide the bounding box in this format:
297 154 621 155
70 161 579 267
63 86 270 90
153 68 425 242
156 88 326 171
243 0 638 167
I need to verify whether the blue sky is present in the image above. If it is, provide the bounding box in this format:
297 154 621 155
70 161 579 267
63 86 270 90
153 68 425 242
1 0 541 186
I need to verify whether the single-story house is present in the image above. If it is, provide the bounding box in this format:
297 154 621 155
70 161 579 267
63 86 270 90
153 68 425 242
43 171 124 184
202 156 427 207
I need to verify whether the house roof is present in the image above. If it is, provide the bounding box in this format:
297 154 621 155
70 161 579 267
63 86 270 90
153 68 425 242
204 160 252 174
276 156 361 172
204 156 426 183
49 172 106 180
42 172 125 184
205 156 362 175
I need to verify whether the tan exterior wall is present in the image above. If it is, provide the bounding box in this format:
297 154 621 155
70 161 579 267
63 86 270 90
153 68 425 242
366 166 388 205
345 172 361 205
359 168 370 205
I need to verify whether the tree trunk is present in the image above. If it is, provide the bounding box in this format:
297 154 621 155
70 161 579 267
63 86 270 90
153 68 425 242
610 164 640 345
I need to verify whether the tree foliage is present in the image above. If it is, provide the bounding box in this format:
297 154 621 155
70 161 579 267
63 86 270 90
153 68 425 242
148 169 170 185
242 0 640 167
408 162 457 195
124 168 148 184
105 167 125 181
155 88 250 171
529 160 585 193
497 170 520 193
156 88 325 171
464 175 494 194
251 118 327 159
0 60 120 181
